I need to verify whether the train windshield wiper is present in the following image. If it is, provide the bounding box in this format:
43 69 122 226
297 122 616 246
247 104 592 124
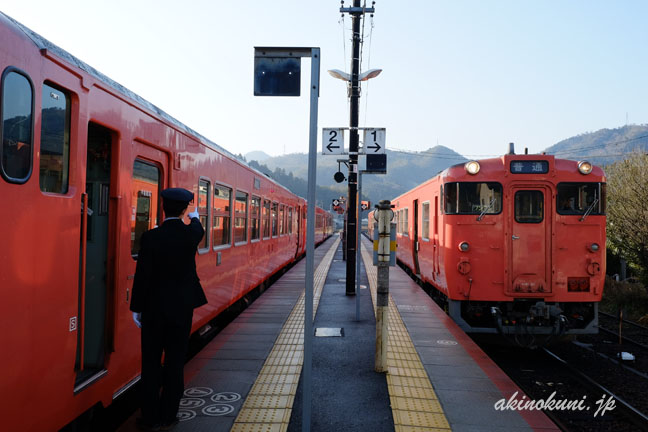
580 197 599 222
477 198 496 221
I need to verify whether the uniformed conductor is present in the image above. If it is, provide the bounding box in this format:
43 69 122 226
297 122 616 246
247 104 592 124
130 187 207 431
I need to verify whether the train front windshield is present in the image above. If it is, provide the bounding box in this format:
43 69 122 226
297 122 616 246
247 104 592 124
444 182 502 214
556 183 606 215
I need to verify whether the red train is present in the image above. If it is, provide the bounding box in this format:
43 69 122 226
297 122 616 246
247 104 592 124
375 147 605 343
0 12 331 431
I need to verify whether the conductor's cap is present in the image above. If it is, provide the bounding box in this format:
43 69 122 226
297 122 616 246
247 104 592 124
161 188 194 203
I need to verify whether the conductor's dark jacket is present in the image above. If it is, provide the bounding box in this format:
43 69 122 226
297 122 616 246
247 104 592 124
130 218 207 319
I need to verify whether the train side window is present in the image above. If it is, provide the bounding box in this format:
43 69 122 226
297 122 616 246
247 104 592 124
515 190 543 223
421 202 430 240
263 199 271 238
288 207 293 234
131 160 160 257
234 190 248 244
1 68 34 183
198 179 210 251
271 202 279 237
251 195 261 240
40 83 71 193
279 204 285 235
403 208 409 235
213 184 232 247
556 183 605 216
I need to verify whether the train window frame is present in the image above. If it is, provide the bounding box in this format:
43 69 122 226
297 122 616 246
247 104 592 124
1 67 35 184
250 195 261 242
279 203 285 236
288 206 293 234
556 182 606 216
197 178 211 253
271 201 279 237
514 190 544 224
212 183 233 250
131 158 162 259
262 198 271 239
443 182 503 215
39 82 72 194
234 189 249 246
421 201 430 241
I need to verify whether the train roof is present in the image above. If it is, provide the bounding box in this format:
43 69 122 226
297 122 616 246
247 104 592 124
393 153 606 202
1 12 307 201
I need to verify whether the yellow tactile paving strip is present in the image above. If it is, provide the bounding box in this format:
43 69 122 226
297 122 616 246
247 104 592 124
231 237 340 432
361 243 451 432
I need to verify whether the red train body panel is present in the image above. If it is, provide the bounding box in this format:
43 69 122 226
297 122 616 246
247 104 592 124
385 153 605 340
0 13 331 431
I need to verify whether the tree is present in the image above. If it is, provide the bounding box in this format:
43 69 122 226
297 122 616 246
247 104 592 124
606 152 648 284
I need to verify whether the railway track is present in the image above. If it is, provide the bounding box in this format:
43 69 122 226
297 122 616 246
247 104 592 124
479 342 648 432
598 311 648 350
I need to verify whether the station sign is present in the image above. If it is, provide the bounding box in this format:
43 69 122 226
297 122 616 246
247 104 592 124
322 128 344 155
363 128 386 154
322 127 387 155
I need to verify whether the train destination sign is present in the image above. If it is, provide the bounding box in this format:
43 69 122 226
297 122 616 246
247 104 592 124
510 160 549 174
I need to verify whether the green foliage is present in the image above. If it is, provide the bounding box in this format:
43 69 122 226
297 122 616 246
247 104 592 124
606 152 648 284
601 277 648 321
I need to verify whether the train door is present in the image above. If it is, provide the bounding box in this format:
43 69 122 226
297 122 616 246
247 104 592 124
508 186 552 295
413 199 421 275
433 196 440 280
75 122 118 390
295 206 301 258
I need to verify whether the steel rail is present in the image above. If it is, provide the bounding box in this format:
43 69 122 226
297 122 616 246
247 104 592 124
542 347 648 430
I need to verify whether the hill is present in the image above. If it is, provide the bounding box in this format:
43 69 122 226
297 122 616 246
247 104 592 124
247 146 466 211
543 124 648 166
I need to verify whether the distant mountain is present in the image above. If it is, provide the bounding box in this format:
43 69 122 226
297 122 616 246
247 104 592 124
245 150 272 162
543 124 648 166
247 146 466 211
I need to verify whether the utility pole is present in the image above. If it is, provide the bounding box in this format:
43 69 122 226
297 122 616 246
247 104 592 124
345 0 362 295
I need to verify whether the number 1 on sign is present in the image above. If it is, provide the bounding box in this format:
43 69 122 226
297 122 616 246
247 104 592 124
364 128 385 154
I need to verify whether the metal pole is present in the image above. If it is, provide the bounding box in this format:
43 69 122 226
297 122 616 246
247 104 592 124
303 47 320 432
346 0 362 295
355 171 362 320
375 200 391 372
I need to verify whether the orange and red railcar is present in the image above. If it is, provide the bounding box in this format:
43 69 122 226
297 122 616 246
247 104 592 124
0 12 331 431
386 149 605 341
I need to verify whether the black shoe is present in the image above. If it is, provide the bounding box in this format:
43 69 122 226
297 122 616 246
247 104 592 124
156 417 179 431
135 417 158 431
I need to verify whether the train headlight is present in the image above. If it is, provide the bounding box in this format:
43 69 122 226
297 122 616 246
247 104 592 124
578 160 593 175
465 161 480 175
458 241 470 252
589 243 600 252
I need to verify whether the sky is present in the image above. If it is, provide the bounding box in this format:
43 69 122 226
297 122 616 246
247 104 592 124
2 0 648 159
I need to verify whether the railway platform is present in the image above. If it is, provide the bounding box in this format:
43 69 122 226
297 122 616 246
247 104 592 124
119 235 559 431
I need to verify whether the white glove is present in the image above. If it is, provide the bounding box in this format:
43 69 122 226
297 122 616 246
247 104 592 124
132 312 142 328
188 207 199 220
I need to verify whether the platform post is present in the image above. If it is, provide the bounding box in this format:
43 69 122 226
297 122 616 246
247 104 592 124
375 200 392 372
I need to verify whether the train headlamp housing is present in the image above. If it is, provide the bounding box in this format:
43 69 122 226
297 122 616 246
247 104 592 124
465 161 480 175
589 243 600 253
458 241 470 252
578 161 593 175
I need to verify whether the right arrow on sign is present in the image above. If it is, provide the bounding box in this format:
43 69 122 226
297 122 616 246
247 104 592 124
363 128 386 154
